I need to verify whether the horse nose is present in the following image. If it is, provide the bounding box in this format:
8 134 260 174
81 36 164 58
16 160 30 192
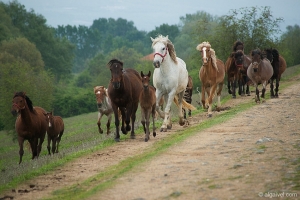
153 61 160 68
253 68 258 72
113 82 120 89
97 103 102 107
11 109 18 116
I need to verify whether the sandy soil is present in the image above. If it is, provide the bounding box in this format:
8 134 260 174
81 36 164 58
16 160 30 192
1 79 300 200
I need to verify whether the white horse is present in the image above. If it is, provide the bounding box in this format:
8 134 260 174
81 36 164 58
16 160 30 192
151 35 196 132
94 86 113 134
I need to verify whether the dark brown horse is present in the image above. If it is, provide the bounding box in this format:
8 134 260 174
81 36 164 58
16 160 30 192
94 86 113 134
197 42 225 117
183 75 193 119
140 71 156 142
11 92 47 164
247 49 273 103
44 111 64 155
263 48 287 98
225 41 251 97
107 59 143 142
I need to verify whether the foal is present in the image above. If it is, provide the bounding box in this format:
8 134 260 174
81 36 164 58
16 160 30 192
139 71 156 142
45 111 64 155
94 86 113 134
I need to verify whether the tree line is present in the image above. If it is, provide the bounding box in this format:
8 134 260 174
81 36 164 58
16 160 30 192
1 0 300 136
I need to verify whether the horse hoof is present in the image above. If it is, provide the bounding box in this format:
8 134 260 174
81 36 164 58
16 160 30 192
232 96 236 99
121 127 127 135
126 125 131 132
99 129 103 134
208 113 212 118
160 128 167 132
130 135 135 139
153 132 156 137
114 138 120 142
167 124 172 129
145 138 149 142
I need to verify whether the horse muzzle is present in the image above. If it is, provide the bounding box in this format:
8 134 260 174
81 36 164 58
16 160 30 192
113 82 121 89
253 68 258 72
153 61 160 68
97 103 102 108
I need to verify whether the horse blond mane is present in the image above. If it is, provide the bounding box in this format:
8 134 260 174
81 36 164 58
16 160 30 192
196 41 218 70
151 35 178 64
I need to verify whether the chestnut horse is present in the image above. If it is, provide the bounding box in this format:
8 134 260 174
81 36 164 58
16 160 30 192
263 48 286 98
11 92 47 164
107 59 143 142
45 111 64 155
140 71 156 142
247 49 273 103
94 86 113 134
183 75 193 119
197 42 225 117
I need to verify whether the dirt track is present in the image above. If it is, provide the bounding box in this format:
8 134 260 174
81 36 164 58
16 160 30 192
2 79 300 200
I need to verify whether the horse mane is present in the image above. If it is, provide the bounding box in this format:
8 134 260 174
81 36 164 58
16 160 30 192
107 58 123 68
233 41 244 51
196 41 217 69
151 35 178 64
13 92 34 113
271 48 279 62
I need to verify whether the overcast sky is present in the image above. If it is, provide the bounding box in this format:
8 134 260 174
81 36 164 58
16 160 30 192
3 0 300 32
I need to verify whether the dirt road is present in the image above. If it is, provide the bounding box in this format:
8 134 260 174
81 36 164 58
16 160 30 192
2 79 300 200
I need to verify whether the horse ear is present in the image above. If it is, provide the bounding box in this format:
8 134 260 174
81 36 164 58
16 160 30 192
148 71 151 77
150 37 154 42
166 35 169 39
141 71 144 77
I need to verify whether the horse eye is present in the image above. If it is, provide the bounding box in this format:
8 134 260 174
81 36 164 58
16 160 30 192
162 47 165 51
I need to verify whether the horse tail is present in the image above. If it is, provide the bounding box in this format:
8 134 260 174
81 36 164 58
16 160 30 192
173 96 196 111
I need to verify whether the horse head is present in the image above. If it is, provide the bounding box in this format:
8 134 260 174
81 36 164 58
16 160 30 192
151 35 177 68
94 86 106 108
107 59 124 89
234 50 245 70
44 111 54 128
141 71 151 89
11 92 31 116
251 49 262 72
196 42 212 65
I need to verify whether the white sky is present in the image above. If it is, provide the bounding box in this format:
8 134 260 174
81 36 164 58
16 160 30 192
3 0 300 32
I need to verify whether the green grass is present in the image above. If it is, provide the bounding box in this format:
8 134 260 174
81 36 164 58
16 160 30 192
0 64 299 197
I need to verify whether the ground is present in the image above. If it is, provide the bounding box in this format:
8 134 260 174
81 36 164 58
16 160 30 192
2 79 300 200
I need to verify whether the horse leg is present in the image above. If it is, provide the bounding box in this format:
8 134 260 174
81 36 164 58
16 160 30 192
216 82 223 111
129 105 138 139
141 109 146 134
232 79 236 98
113 105 121 142
155 92 165 119
18 136 25 164
177 91 185 126
106 113 112 135
246 77 250 96
37 130 46 157
151 104 156 137
161 92 174 132
145 109 151 142
182 107 187 120
32 138 39 159
120 108 127 135
201 85 206 109
51 137 56 155
275 77 280 98
255 84 260 103
261 81 267 102
207 84 217 117
227 77 232 94
47 134 51 155
97 112 103 134
270 78 275 98
55 131 63 153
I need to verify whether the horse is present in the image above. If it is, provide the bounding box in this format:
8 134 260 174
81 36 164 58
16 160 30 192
183 75 193 119
44 111 64 155
11 92 47 164
151 35 196 132
107 58 143 142
139 71 156 142
94 86 113 134
247 49 273 103
225 41 251 97
196 41 225 117
263 48 287 98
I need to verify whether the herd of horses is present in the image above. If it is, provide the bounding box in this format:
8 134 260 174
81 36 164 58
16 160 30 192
11 35 286 164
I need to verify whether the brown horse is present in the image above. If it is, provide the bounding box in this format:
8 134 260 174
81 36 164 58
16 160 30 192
11 92 47 164
107 58 143 142
94 86 113 134
140 71 156 142
247 49 273 103
263 48 287 98
197 42 225 117
44 111 64 155
225 41 251 97
182 75 193 119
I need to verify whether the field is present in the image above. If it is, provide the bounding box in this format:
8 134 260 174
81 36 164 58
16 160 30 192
0 64 300 199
